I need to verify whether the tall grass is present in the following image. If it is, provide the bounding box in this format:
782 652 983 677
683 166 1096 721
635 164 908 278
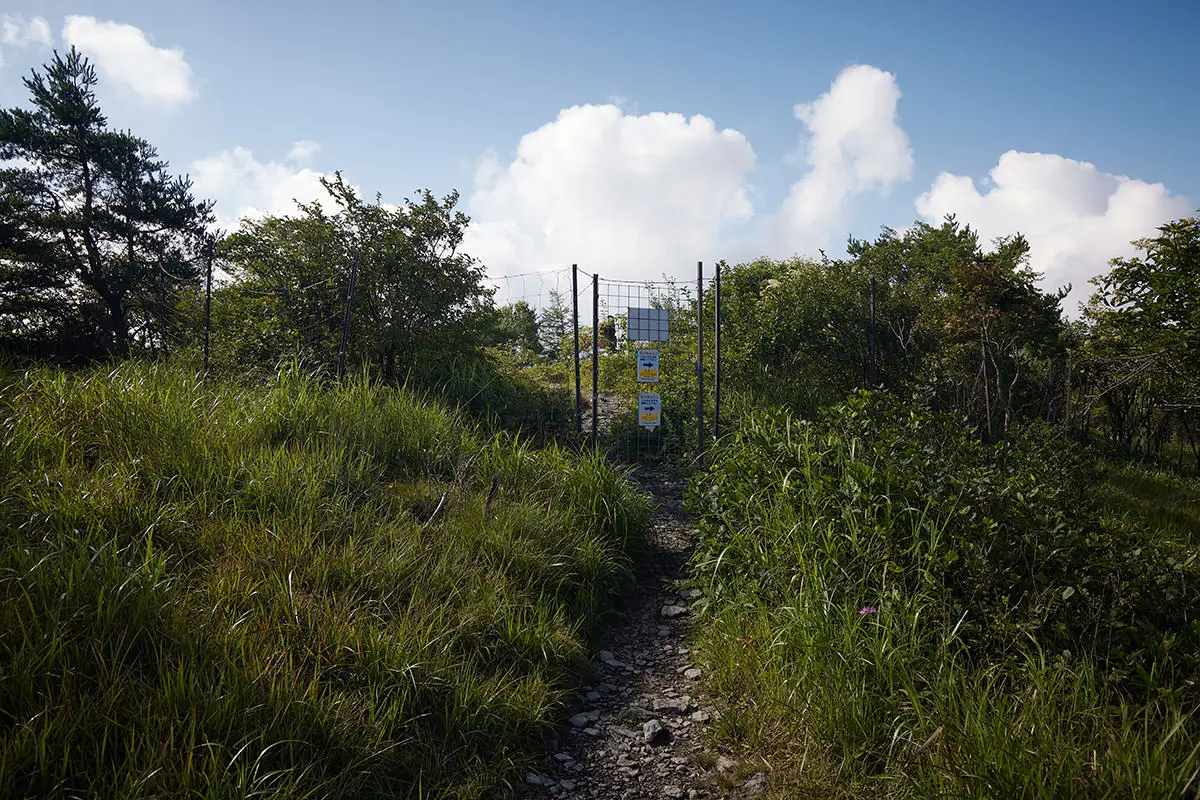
687 395 1200 798
1102 461 1200 546
0 362 650 798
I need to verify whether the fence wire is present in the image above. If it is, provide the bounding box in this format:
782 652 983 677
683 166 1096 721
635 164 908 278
568 267 718 462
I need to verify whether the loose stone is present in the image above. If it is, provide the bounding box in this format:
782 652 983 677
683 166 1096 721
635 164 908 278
744 772 769 795
642 718 671 746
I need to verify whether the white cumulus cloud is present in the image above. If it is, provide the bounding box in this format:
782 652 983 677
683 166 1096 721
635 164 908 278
464 104 756 283
62 16 196 109
915 151 1191 314
286 140 321 165
0 14 52 66
466 65 915 285
191 143 341 228
765 64 914 255
2 14 51 47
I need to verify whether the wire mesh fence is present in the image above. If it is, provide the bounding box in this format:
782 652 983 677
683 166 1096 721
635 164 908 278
184 250 723 462
566 264 721 463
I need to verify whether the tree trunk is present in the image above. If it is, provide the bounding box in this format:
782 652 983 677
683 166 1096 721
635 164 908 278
980 335 993 441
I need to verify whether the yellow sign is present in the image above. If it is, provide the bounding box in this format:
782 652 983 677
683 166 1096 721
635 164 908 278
638 392 661 430
637 349 659 383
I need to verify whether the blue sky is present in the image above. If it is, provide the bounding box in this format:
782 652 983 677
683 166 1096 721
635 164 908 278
2 1 1197 310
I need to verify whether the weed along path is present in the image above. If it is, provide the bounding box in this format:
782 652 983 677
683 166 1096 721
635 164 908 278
520 469 743 800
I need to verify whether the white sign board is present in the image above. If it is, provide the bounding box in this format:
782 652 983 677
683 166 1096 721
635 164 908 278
638 392 661 431
636 349 659 383
627 307 669 342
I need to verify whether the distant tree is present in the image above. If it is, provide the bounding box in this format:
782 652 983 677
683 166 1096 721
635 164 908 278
539 289 571 359
221 173 492 379
490 300 540 356
1083 216 1200 458
598 315 617 351
716 217 1069 431
0 48 213 359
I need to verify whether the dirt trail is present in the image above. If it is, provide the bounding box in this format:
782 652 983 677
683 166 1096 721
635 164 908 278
519 470 756 799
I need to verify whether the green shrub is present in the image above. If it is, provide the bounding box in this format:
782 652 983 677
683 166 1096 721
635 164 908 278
687 392 1200 796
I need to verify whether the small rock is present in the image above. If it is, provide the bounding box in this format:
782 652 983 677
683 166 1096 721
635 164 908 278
525 772 547 786
684 667 702 680
661 604 688 618
664 786 684 799
744 772 768 795
569 710 600 728
599 650 626 668
652 694 693 714
716 756 738 773
610 725 640 740
585 690 601 702
690 708 712 723
559 779 577 791
643 718 671 746
553 751 573 763
624 703 654 720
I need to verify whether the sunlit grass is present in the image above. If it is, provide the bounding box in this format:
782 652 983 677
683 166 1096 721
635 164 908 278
687 399 1200 798
0 361 650 798
1102 461 1200 545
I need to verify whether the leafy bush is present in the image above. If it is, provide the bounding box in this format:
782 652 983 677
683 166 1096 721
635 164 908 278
687 393 1200 796
693 393 1200 682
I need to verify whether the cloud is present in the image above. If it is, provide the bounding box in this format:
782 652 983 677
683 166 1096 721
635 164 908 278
2 14 51 47
915 151 1191 313
0 14 52 66
463 104 756 284
286 140 321 165
465 65 916 289
62 16 196 109
766 64 913 254
190 143 340 228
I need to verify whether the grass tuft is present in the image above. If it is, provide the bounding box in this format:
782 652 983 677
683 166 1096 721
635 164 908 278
0 361 650 798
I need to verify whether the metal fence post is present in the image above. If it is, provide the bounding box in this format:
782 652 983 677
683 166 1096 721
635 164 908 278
572 264 582 438
696 261 704 455
592 274 599 450
714 261 721 441
203 237 214 375
869 273 878 386
337 250 360 381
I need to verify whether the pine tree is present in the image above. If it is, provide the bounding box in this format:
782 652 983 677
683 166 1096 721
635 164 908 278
0 48 213 358
539 288 571 359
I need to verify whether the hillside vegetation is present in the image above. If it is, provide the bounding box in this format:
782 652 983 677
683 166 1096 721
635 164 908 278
0 363 650 798
688 396 1200 797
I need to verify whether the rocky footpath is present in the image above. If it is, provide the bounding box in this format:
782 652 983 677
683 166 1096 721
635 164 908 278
517 470 767 800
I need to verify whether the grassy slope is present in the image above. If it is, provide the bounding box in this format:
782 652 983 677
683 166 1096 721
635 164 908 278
0 363 650 798
686 405 1200 798
1102 461 1200 545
